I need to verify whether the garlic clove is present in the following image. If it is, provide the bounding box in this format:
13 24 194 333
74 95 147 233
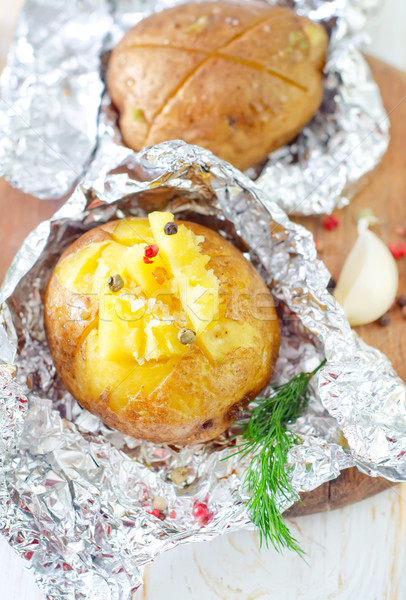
333 229 398 327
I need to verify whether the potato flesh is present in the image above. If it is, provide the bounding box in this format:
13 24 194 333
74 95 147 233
198 320 258 362
55 241 109 294
111 219 154 245
46 215 281 443
55 213 245 367
149 211 219 334
85 329 177 413
121 244 169 297
98 290 145 362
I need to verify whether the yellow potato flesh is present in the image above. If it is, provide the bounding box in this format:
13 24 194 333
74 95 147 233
55 212 246 371
149 211 219 334
85 329 177 412
46 212 280 443
55 241 109 294
198 320 258 363
98 289 145 362
110 218 154 246
121 244 169 297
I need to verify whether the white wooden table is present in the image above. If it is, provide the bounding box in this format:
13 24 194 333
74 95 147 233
1 1 406 598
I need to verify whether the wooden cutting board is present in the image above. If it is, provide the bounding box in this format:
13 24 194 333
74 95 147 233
0 56 404 516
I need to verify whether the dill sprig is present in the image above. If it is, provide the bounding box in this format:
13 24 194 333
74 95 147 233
228 359 326 556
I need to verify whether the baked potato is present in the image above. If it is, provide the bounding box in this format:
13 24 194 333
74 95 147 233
44 212 280 444
107 1 328 171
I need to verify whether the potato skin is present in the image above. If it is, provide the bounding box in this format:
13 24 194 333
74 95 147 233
107 1 328 171
44 219 280 444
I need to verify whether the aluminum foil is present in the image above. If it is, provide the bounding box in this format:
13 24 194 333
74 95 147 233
0 0 389 214
1 140 405 599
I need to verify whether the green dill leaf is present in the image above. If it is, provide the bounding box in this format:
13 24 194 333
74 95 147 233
227 359 326 556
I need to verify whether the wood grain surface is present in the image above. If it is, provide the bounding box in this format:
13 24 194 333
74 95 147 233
296 56 406 384
0 56 404 517
290 55 406 515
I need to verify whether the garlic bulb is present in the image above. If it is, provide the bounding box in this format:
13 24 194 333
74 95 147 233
333 222 399 327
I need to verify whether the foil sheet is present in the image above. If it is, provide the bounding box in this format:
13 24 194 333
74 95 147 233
0 140 405 599
0 0 389 214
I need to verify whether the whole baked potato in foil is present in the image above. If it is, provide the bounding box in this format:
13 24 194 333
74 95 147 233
107 1 328 171
44 211 280 444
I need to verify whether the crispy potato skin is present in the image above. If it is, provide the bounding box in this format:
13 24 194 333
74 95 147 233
107 1 328 171
44 219 280 444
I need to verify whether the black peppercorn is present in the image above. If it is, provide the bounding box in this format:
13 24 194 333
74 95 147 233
398 294 406 308
378 314 391 327
164 222 178 236
327 277 336 292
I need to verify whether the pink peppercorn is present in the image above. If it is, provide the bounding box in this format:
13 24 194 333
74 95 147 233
193 503 209 521
322 215 340 231
388 241 406 260
144 244 159 258
143 244 159 264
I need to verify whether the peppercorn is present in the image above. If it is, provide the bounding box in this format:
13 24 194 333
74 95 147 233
193 503 209 521
164 222 178 236
397 294 406 308
327 277 336 292
107 274 124 292
388 241 406 260
322 215 340 231
378 314 391 327
143 244 159 264
144 244 159 258
152 496 168 512
178 328 196 345
170 466 188 485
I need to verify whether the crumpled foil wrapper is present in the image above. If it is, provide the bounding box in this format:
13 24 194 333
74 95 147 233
0 139 405 599
0 0 389 214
